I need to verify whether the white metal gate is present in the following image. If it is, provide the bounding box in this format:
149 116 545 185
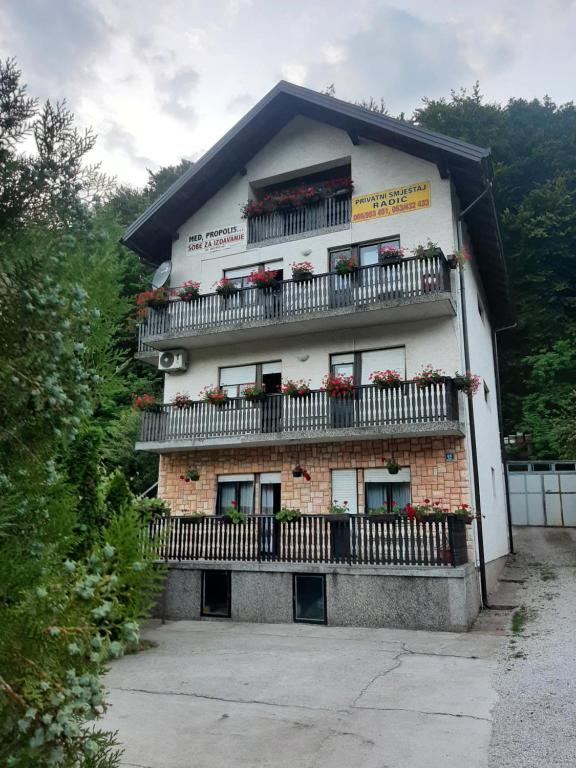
508 461 576 527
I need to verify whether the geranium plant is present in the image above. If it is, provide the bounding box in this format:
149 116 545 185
322 372 355 398
275 507 300 522
369 500 402 515
334 254 357 276
178 280 200 302
447 247 471 269
199 385 229 406
241 177 354 219
282 379 311 398
452 503 474 523
327 500 350 514
179 468 200 482
223 499 246 524
383 458 400 475
242 384 267 402
369 369 402 389
413 240 440 259
378 244 405 261
214 277 239 298
292 464 311 480
454 371 481 396
247 269 278 289
131 393 160 412
413 365 447 388
171 392 192 409
135 287 172 317
291 261 314 281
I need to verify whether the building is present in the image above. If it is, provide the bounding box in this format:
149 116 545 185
123 82 513 631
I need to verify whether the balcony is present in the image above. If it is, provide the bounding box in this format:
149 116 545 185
149 513 469 567
247 194 351 245
138 254 454 352
136 380 462 452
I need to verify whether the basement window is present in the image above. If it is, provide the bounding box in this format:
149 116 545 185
293 574 326 624
201 570 231 618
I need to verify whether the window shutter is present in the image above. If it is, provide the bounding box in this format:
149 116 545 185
331 469 358 514
364 468 411 483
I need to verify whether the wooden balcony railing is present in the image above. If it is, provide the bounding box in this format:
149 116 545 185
139 254 451 342
138 380 459 444
247 194 351 244
149 513 469 567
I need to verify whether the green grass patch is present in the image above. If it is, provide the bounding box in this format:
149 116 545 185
511 605 529 635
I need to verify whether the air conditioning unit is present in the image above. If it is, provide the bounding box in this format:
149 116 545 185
158 349 188 373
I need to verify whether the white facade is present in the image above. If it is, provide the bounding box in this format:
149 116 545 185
147 113 508 567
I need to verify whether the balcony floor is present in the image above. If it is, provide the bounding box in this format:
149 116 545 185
136 419 464 453
142 292 455 352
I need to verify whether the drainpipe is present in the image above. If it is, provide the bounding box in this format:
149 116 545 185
493 323 518 554
456 183 493 608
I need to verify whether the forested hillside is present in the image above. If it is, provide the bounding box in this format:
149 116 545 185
414 86 576 457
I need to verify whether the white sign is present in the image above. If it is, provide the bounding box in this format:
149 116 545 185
187 223 247 254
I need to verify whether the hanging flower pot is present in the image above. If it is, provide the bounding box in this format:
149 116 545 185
180 468 199 482
292 465 303 478
291 261 314 282
383 458 400 475
453 372 481 396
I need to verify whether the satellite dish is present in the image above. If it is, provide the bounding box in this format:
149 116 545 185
152 260 172 288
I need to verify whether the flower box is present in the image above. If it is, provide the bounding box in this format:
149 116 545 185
214 278 239 298
243 385 267 403
378 245 405 264
200 386 229 406
282 379 311 398
322 373 355 398
369 370 402 390
178 281 200 302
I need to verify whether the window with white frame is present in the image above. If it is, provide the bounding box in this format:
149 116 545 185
330 347 406 383
329 238 401 271
218 360 282 397
224 260 283 289
364 468 411 514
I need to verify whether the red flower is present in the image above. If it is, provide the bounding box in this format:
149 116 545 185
179 474 185 480
405 504 415 520
423 498 430 504
303 471 311 481
231 499 237 507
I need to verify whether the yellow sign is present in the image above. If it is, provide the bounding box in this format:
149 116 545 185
351 181 431 223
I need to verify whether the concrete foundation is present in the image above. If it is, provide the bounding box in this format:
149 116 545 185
155 560 481 632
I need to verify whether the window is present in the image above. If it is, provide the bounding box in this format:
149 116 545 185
225 260 283 289
508 464 529 473
217 474 255 515
293 574 326 624
364 468 411 514
532 463 551 472
329 237 401 271
330 347 406 383
219 360 282 397
555 463 576 471
331 469 358 514
201 570 231 617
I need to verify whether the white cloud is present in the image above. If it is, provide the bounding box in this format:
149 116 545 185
280 63 307 86
322 43 347 65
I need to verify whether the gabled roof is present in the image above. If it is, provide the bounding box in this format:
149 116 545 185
121 80 511 324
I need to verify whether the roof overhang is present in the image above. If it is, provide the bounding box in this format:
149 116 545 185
121 81 512 325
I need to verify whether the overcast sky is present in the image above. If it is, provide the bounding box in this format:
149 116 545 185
2 0 574 186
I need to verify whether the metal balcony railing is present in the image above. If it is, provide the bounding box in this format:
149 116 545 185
247 194 351 244
138 254 451 343
138 380 460 444
148 512 469 567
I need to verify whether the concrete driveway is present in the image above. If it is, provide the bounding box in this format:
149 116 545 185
103 621 502 768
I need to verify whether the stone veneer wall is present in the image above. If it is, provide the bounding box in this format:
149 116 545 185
158 436 469 516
